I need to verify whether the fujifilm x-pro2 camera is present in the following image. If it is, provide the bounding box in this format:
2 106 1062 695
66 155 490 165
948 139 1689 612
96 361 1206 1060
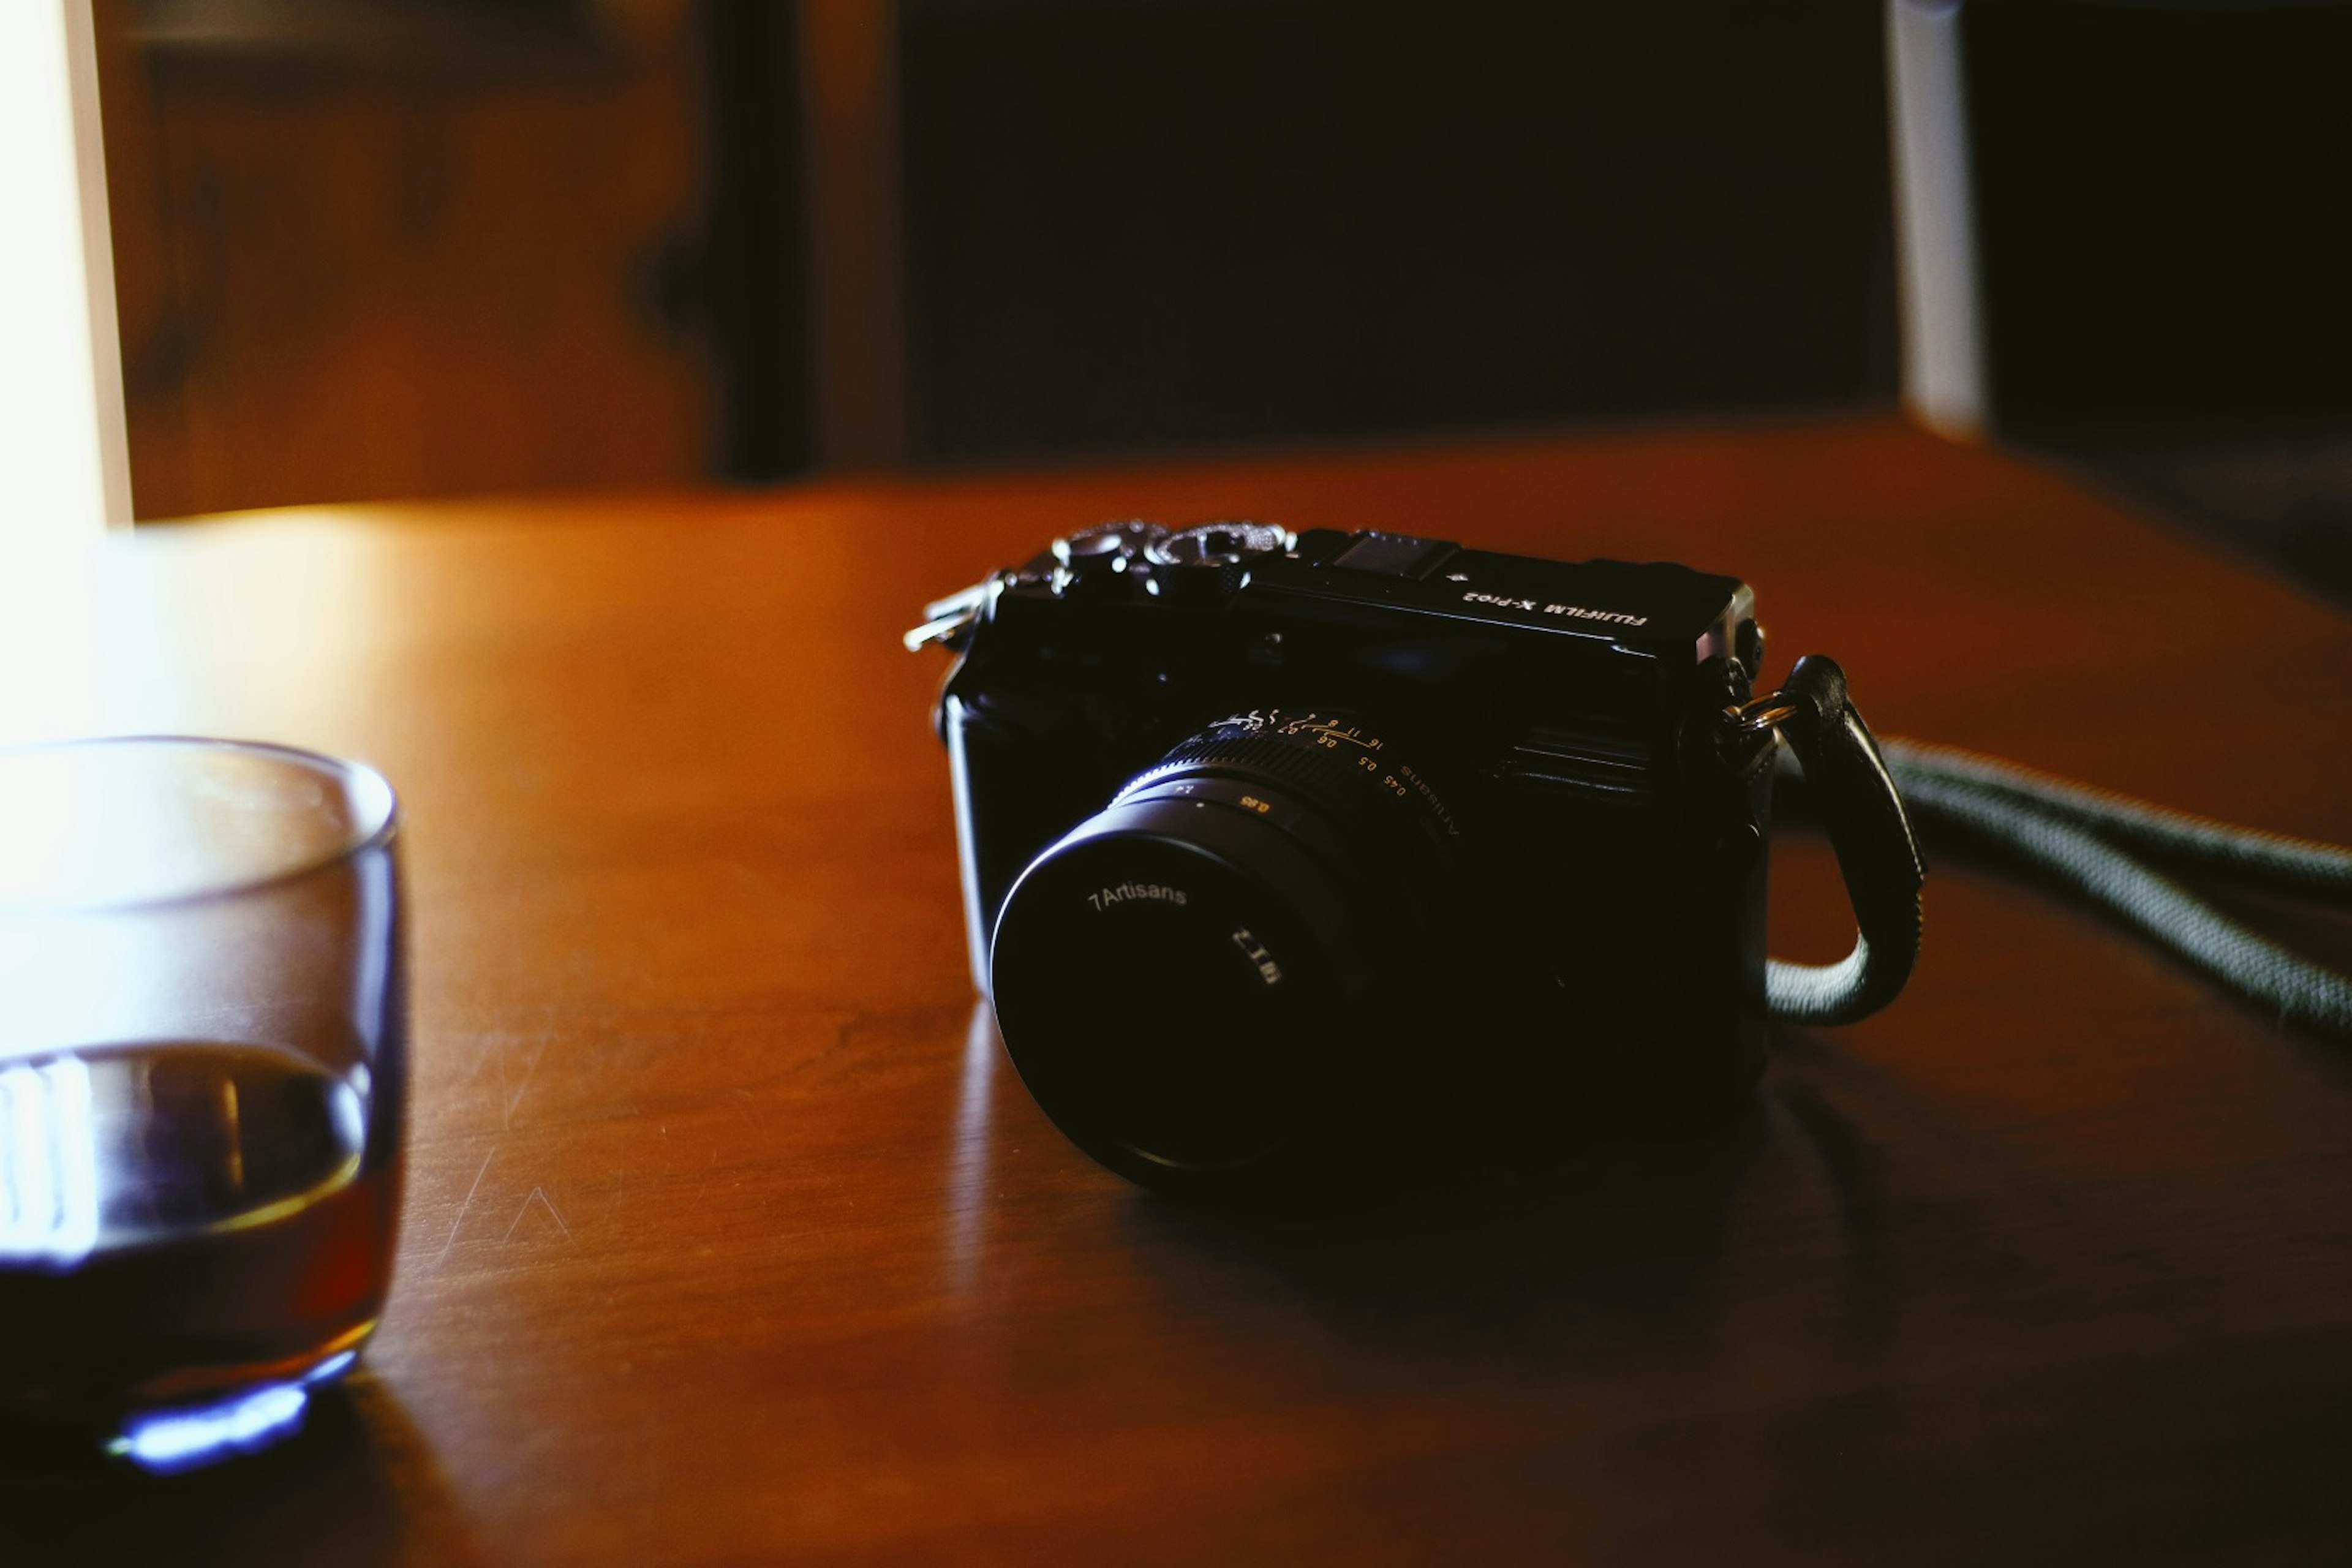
908 520 1922 1197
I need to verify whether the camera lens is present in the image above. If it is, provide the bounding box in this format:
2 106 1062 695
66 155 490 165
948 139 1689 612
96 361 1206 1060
987 711 1460 1193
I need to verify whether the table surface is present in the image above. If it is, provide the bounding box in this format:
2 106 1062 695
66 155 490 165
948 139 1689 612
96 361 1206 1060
7 416 2352 1566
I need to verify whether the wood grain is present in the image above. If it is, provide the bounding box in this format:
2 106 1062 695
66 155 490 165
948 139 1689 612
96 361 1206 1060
9 416 2351 1566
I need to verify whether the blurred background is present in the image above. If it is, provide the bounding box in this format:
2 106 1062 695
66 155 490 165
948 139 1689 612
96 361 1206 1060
82 0 2352 600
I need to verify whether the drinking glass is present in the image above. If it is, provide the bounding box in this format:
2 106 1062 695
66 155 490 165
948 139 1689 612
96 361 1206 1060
0 737 404 1471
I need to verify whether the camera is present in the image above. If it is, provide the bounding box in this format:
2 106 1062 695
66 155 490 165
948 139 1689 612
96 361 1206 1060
910 520 1785 1197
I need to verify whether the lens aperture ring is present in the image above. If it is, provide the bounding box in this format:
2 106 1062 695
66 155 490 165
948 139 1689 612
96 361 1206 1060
1118 709 1462 861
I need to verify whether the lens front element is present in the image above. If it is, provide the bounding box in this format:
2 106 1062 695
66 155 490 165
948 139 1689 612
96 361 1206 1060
987 711 1458 1194
992 836 1324 1174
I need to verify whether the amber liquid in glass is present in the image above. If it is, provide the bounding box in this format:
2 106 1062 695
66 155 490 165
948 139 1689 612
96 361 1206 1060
0 1041 396 1427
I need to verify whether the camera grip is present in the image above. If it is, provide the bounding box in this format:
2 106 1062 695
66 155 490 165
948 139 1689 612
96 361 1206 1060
1755 655 1925 1025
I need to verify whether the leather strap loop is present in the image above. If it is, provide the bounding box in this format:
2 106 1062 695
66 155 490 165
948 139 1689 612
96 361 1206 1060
1753 655 1925 1025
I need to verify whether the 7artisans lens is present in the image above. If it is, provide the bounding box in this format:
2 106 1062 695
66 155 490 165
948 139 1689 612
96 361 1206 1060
986 712 1460 1195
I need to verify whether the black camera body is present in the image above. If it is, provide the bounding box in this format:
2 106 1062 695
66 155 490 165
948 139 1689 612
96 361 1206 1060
920 520 1780 1196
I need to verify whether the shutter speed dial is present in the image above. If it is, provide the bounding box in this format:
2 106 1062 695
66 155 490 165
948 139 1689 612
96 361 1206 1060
1147 521 1291 601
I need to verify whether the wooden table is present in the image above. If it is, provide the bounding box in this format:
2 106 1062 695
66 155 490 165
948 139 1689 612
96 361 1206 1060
10 417 2352 1565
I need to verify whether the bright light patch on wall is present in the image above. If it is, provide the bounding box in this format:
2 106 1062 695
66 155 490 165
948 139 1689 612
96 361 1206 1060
0 1 129 538
1887 0 1988 440
0 3 123 744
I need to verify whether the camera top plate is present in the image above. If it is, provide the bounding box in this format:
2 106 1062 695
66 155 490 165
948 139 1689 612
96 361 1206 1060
1250 529 1754 671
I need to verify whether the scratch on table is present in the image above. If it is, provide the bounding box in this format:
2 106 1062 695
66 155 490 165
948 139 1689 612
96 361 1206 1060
436 1146 497 1264
505 1185 572 1242
690 1148 720 1207
502 1033 552 1130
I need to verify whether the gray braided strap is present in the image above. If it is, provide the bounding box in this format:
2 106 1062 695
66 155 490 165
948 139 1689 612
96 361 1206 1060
1883 755 2352 1037
1881 738 2352 903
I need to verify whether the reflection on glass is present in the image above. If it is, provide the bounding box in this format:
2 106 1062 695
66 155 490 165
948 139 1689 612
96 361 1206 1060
0 1055 99 1265
115 1381 309 1474
0 1043 364 1267
111 1350 356 1475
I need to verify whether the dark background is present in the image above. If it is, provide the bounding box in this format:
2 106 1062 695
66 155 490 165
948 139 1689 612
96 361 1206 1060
892 0 1895 465
92 0 1902 509
92 0 2351 600
1964 1 2352 440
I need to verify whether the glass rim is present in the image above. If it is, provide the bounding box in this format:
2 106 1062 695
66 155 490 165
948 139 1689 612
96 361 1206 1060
0 734 400 914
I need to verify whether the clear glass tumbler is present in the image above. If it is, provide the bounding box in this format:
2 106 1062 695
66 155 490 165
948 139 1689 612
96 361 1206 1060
0 737 404 1471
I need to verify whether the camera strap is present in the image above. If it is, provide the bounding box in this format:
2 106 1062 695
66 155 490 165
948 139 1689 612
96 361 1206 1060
1743 657 2352 1038
1732 655 1926 1026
